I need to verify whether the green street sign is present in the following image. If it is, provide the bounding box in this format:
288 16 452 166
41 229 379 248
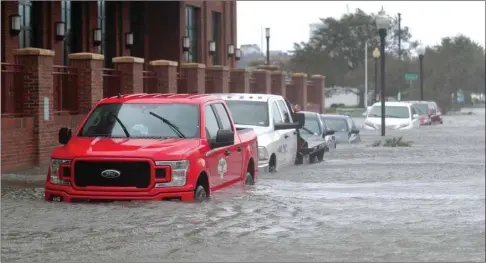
405 73 418 81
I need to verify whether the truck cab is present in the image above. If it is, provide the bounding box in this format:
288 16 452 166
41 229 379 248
45 93 258 203
215 93 304 173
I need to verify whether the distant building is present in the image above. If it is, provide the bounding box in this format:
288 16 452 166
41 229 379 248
237 44 292 69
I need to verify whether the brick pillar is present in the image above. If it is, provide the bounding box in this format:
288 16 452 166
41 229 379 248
291 73 308 110
230 68 250 93
251 69 271 94
181 63 206 93
271 71 286 96
311 75 326 113
14 48 55 165
285 82 296 105
206 66 230 93
112 56 144 94
68 53 104 113
149 60 178 94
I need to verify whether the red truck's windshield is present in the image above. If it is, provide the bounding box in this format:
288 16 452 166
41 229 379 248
78 103 200 138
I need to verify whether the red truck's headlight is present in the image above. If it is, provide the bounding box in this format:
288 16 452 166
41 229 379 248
154 160 189 187
50 159 71 185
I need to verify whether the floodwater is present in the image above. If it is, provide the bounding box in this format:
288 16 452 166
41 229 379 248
2 108 485 262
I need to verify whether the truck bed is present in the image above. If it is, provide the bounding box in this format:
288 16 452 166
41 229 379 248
236 127 256 144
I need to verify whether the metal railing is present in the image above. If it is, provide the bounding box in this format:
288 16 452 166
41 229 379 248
142 70 157 93
176 73 187 94
53 65 78 114
102 68 122 98
1 63 24 116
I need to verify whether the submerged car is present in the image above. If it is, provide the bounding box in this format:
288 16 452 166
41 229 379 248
321 114 361 144
426 101 443 124
363 101 421 131
408 101 432 126
295 111 332 164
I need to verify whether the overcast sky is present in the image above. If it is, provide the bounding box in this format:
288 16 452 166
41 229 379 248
237 1 486 51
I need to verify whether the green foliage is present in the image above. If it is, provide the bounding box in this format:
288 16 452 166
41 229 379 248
383 136 412 147
284 8 485 112
371 136 412 147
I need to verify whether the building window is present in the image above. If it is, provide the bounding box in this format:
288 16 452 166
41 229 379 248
61 1 71 65
70 1 83 54
212 12 221 65
97 0 106 56
130 2 144 58
18 0 32 48
185 5 198 63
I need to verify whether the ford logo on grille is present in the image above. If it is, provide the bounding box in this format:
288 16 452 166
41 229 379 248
100 169 121 179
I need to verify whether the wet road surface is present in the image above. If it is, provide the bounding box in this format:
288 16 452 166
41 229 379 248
2 109 485 262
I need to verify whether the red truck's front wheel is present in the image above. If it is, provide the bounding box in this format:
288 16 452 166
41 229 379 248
194 185 208 202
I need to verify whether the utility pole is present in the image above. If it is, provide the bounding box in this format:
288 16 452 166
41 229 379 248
398 13 402 60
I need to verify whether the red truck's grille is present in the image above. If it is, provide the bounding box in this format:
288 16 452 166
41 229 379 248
73 160 151 188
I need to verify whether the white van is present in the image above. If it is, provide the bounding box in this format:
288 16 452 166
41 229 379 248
363 101 420 130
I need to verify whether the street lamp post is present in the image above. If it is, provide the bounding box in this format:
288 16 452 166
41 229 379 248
265 28 270 65
417 45 425 100
372 47 380 104
376 7 390 137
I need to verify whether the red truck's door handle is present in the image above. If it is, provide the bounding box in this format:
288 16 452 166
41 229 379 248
237 146 242 152
225 150 231 156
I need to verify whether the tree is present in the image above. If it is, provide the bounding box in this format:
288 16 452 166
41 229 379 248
286 8 419 105
421 35 485 111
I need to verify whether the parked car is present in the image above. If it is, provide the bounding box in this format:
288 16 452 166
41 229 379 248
320 116 337 151
321 114 361 144
427 101 443 124
216 93 304 173
363 101 420 131
408 101 432 126
45 93 259 203
295 111 333 164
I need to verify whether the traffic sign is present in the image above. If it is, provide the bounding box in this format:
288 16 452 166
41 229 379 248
405 73 418 81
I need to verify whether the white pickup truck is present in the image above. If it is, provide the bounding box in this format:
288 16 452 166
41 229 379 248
215 93 304 172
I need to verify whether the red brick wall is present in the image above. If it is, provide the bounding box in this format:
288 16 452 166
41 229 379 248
1 117 36 171
182 1 236 67
2 1 237 67
2 1 19 63
0 114 85 172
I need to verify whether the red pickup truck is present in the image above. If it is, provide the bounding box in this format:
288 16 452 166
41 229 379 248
45 93 258 202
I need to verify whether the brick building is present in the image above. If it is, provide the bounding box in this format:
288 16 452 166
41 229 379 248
0 1 325 173
1 0 237 67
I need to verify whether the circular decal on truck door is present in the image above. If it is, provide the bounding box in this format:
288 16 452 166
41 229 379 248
218 158 228 179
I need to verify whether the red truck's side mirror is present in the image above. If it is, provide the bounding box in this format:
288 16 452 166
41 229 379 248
210 129 234 149
58 128 72 145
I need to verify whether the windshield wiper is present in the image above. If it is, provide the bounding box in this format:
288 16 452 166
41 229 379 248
149 112 186 138
109 113 130 138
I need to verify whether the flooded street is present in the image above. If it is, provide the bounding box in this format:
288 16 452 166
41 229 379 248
2 109 485 262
